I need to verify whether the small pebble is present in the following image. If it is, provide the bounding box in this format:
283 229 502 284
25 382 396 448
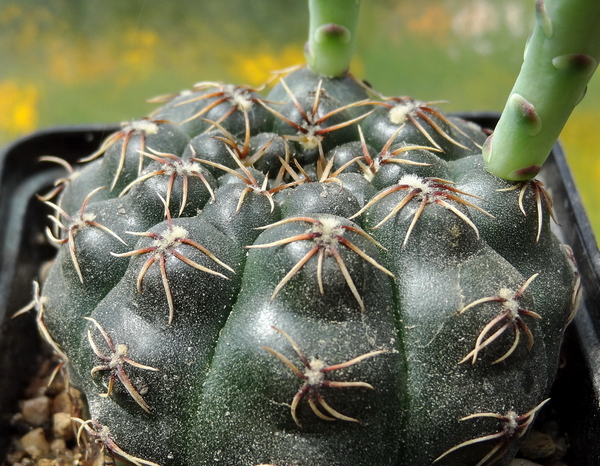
3 358 94 466
520 429 556 459
44 375 64 398
21 396 51 426
37 460 58 466
509 460 542 466
6 449 25 464
16 458 35 466
49 437 66 456
20 428 50 459
52 412 74 441
50 391 72 415
554 436 568 458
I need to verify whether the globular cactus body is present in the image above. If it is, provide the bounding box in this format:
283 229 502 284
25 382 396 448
30 66 579 466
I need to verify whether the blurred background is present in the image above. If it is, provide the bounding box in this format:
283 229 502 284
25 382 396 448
0 0 598 238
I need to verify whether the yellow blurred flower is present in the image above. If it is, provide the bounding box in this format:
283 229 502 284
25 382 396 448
561 111 600 240
116 28 159 87
230 45 305 86
122 29 159 67
230 44 365 87
0 80 40 136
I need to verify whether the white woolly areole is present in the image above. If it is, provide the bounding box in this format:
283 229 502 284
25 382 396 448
154 226 188 252
111 344 129 368
73 213 96 229
499 288 520 317
305 358 326 386
504 411 519 434
397 174 431 194
129 120 160 135
312 217 345 251
224 84 253 111
388 100 419 125
164 160 203 177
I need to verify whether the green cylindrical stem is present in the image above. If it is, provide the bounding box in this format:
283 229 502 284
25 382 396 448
484 0 600 180
305 0 361 77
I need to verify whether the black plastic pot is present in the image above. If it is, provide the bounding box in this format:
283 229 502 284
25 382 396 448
0 117 598 464
0 124 119 454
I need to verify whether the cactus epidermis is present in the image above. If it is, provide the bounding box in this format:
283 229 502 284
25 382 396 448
20 66 580 466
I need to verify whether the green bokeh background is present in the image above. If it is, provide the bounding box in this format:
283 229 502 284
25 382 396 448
0 0 598 240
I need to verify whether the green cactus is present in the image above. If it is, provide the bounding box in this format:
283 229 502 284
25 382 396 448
17 1 589 465
484 0 600 180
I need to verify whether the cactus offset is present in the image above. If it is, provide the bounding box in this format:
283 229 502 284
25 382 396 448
484 0 600 179
18 1 586 465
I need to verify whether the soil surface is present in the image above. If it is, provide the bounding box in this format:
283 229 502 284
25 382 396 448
2 349 104 466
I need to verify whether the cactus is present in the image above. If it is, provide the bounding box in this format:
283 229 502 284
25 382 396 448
16 0 592 465
484 0 600 179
